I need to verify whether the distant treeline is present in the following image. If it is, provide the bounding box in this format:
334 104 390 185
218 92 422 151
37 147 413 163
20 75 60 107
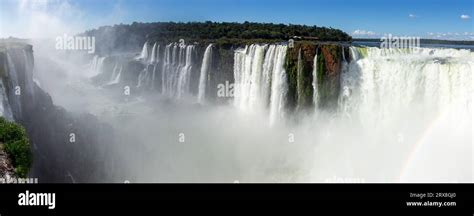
354 38 474 46
82 21 351 54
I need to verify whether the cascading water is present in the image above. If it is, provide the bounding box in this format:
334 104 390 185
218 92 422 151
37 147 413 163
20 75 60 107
234 44 267 111
312 53 318 109
335 46 473 182
90 55 105 77
0 80 13 120
268 45 288 125
149 43 159 64
197 44 213 104
108 61 123 85
261 44 276 107
176 45 195 99
137 43 161 90
138 41 150 61
161 43 196 98
233 44 288 125
341 47 472 127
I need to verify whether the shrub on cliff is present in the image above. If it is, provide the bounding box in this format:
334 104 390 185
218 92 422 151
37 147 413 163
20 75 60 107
0 117 32 177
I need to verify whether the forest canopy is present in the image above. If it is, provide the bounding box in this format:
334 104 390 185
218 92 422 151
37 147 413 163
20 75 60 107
83 21 352 54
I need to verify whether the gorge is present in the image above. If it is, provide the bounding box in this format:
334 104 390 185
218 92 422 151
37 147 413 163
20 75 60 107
0 22 472 183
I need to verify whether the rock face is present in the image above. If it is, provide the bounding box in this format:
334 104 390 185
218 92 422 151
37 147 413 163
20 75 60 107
285 43 317 112
285 42 346 112
0 42 112 182
0 143 15 179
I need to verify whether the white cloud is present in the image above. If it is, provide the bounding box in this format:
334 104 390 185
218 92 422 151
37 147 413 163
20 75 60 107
461 14 471 20
408 14 417 18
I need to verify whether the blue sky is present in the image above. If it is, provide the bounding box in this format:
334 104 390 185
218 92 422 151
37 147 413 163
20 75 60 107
1 0 473 40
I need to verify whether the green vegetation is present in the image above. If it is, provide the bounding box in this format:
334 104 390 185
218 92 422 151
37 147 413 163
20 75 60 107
84 21 352 54
87 21 351 42
317 44 341 109
285 46 299 112
0 117 32 177
285 42 322 112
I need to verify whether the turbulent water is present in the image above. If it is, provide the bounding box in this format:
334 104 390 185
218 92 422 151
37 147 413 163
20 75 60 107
5 40 471 183
339 47 473 182
233 44 288 125
161 43 196 98
312 53 319 109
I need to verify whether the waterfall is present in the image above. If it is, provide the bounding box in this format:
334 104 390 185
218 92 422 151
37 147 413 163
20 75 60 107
5 53 22 118
149 43 158 64
268 45 288 125
261 45 276 106
162 44 172 94
90 55 105 77
349 46 360 62
233 44 267 110
312 53 318 108
176 45 195 99
138 41 150 61
341 46 472 126
341 46 346 63
233 44 288 125
161 43 196 98
108 62 122 85
0 80 13 120
136 42 160 89
197 44 213 104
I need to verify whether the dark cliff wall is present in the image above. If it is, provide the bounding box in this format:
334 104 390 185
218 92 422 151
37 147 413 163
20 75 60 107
0 43 113 182
285 42 346 113
317 44 343 109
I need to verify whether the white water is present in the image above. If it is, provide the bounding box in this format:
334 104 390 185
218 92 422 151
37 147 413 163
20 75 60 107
197 44 213 104
341 47 472 128
312 53 318 108
136 42 160 90
176 45 195 99
138 41 149 61
336 46 473 182
149 43 159 64
161 43 196 98
108 61 122 85
26 39 473 183
0 80 13 120
233 44 288 125
268 45 288 125
234 44 266 110
67 42 474 182
90 55 105 78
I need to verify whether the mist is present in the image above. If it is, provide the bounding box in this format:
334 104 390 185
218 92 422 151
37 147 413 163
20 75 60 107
26 41 472 183
1 1 471 184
